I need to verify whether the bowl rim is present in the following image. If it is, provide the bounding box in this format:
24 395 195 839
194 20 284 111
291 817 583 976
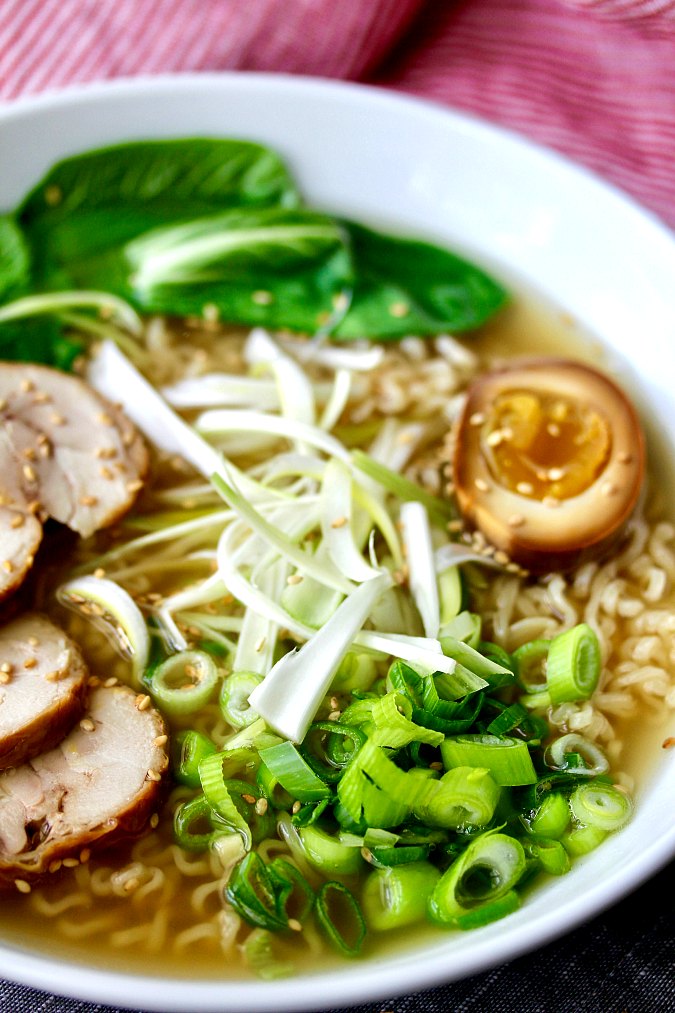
0 71 673 1013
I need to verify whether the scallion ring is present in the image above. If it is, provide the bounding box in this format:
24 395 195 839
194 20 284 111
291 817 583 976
149 649 219 717
546 623 601 703
569 782 633 832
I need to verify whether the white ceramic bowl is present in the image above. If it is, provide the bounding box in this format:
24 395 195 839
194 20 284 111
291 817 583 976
0 73 674 1012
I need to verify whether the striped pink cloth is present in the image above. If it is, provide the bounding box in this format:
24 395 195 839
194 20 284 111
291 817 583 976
1 0 674 228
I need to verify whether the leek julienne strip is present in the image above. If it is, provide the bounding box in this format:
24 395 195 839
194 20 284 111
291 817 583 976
212 473 354 595
400 501 440 639
58 575 149 686
248 572 393 742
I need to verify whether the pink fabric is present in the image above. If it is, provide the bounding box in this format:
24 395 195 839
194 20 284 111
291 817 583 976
0 0 674 229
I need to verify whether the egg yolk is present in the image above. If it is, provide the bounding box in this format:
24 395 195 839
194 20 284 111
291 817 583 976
481 390 611 501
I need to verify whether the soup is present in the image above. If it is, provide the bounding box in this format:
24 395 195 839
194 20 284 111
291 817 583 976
0 139 673 982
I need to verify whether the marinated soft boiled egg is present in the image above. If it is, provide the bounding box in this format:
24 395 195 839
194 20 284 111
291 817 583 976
452 358 645 573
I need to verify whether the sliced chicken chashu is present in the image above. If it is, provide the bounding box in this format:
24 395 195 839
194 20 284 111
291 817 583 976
0 363 148 600
0 684 168 885
0 613 89 770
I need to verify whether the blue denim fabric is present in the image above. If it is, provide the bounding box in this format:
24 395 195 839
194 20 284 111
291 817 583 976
1 861 672 1013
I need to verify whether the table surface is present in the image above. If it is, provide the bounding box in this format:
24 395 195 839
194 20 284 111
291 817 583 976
1 859 672 1013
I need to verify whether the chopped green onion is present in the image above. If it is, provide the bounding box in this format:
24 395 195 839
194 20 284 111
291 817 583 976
299 825 364 876
220 778 276 843
545 734 609 776
225 852 288 931
414 766 501 829
441 735 537 786
362 862 441 931
299 722 366 783
199 752 252 848
513 639 550 693
258 741 332 803
267 857 315 923
243 929 294 980
486 702 529 736
173 730 217 788
315 881 366 957
291 797 332 827
370 692 444 749
220 670 262 728
148 649 219 717
524 837 570 876
428 831 526 925
528 792 570 839
365 844 431 868
453 890 520 930
561 824 607 856
546 624 601 703
569 783 633 832
173 794 226 852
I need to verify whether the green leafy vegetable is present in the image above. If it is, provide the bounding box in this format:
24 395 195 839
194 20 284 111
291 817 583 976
19 138 300 278
333 221 509 339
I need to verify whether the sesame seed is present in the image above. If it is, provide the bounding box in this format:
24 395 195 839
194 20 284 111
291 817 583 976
287 918 303 932
104 677 118 688
28 636 39 647
48 860 62 874
486 430 506 447
146 769 162 782
547 467 565 481
79 495 98 507
10 514 24 529
292 801 302 814
23 447 37 461
601 481 617 496
255 797 269 816
93 568 106 579
328 710 341 721
330 696 339 710
99 466 113 479
494 550 510 565
154 734 168 747
127 479 144 493
79 718 95 732
23 657 37 669
507 514 525 528
287 574 303 585
97 412 114 426
27 500 41 515
123 877 140 893
88 676 101 688
547 423 561 437
62 857 79 868
38 442 51 458
242 793 256 805
361 847 373 863
516 482 534 495
474 478 490 492
617 451 633 464
20 379 34 393
251 290 274 305
0 673 11 685
255 636 266 653
662 737 675 749
469 412 486 426
44 184 62 206
150 813 160 828
389 301 409 318
135 694 151 711
95 447 117 459
447 519 463 533
331 516 347 529
0 663 12 674
22 464 36 482
15 879 31 894
50 413 65 426
32 391 50 404
123 432 135 448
